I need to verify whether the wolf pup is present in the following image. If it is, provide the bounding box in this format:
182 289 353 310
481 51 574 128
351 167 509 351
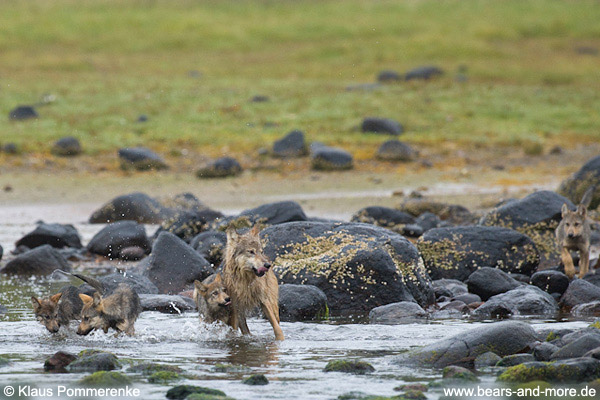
556 186 595 279
32 285 83 333
222 225 284 340
193 273 231 324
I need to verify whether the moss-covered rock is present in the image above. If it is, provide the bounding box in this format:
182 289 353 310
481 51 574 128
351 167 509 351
79 371 131 387
148 371 181 384
262 221 434 316
242 374 269 385
212 364 250 373
67 352 121 373
558 155 600 209
480 190 575 268
496 354 535 367
498 358 600 383
166 385 226 400
128 362 182 376
442 366 479 382
324 360 375 375
418 226 539 281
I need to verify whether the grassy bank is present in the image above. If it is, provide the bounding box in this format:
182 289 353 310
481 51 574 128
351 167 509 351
1 0 599 159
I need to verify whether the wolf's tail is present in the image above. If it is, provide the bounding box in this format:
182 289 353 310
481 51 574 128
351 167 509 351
580 185 596 208
51 269 105 294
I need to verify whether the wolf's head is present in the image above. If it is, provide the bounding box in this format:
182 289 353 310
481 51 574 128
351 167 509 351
226 225 271 277
32 293 62 333
76 292 105 335
194 274 231 312
561 203 588 239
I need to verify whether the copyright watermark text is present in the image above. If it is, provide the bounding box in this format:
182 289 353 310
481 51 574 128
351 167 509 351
3 385 140 398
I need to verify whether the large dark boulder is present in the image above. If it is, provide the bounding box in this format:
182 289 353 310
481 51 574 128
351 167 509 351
466 267 521 301
560 279 600 309
137 232 214 294
530 270 570 295
279 284 328 322
396 321 537 368
368 301 428 324
480 191 575 268
550 333 600 360
558 155 600 209
472 285 558 319
376 140 416 162
156 209 224 242
0 245 70 276
404 65 443 81
118 147 167 170
190 231 227 266
350 206 416 235
139 294 195 314
79 273 159 296
87 221 150 259
196 157 242 178
272 130 307 158
89 192 172 224
311 146 353 171
52 136 82 157
361 117 403 136
16 222 82 249
418 226 540 281
262 221 434 316
9 105 38 120
572 301 600 317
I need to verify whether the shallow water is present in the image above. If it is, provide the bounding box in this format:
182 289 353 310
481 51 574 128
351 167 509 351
0 206 594 400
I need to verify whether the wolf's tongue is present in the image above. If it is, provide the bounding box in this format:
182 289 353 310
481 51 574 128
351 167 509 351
256 266 269 275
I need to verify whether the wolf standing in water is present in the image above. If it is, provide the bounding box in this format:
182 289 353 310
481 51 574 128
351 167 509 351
222 225 284 340
32 285 83 333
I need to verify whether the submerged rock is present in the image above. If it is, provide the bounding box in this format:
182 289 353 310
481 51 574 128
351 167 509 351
44 351 77 372
79 371 131 387
279 284 328 322
324 360 375 375
166 385 227 400
67 352 120 373
368 301 427 324
498 358 600 383
396 321 538 368
242 374 269 385
418 226 540 281
1 245 70 276
262 221 434 316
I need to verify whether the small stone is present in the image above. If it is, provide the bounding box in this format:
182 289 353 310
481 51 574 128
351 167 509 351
323 360 375 375
242 374 269 385
44 351 77 372
9 105 38 120
79 371 131 387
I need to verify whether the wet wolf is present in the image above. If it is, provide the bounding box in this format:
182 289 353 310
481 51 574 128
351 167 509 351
32 285 83 333
193 273 231 324
222 225 284 340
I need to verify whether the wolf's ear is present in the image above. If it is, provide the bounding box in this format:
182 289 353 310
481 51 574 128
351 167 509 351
92 292 103 307
31 297 41 310
577 204 587 217
562 203 569 217
250 225 261 237
50 293 62 303
79 294 93 305
226 226 239 242
213 273 222 284
194 280 206 293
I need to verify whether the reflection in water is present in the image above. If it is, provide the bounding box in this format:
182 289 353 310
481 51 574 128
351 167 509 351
225 339 280 369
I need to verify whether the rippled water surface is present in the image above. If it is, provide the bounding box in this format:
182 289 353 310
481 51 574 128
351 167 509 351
0 205 593 400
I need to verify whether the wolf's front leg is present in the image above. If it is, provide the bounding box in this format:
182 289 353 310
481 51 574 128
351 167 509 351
238 314 250 335
561 247 576 279
261 302 284 341
579 247 590 277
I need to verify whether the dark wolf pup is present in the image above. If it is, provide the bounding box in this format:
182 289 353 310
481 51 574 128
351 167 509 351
222 225 284 340
32 285 83 333
556 186 595 279
193 273 231 324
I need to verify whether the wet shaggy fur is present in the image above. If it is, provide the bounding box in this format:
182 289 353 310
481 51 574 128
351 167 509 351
222 225 284 340
556 186 595 279
193 273 231 324
32 285 83 333
77 284 142 336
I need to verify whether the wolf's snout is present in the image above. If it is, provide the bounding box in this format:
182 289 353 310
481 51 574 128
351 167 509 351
264 262 271 269
568 232 575 238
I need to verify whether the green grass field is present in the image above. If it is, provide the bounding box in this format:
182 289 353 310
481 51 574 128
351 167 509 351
1 0 599 159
